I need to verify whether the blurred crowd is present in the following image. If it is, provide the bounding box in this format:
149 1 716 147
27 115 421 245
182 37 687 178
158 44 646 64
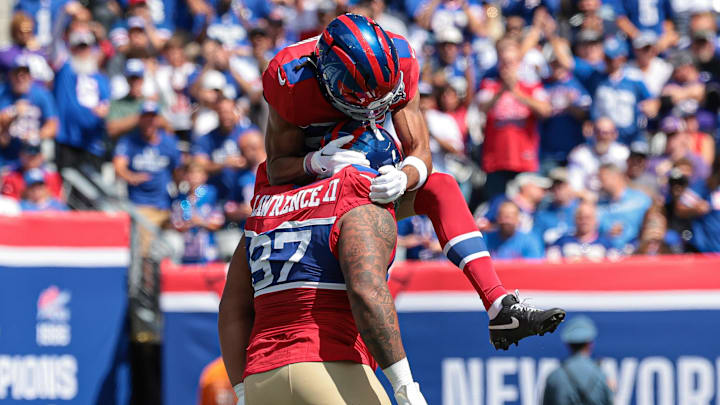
0 0 719 264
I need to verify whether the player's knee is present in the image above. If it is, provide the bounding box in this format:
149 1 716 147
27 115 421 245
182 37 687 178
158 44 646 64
424 172 459 194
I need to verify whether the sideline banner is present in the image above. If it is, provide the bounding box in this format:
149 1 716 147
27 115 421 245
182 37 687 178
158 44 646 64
0 213 131 405
161 255 720 405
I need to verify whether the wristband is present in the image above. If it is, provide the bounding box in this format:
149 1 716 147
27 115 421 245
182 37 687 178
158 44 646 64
400 156 428 191
303 152 317 176
233 382 244 400
382 358 414 393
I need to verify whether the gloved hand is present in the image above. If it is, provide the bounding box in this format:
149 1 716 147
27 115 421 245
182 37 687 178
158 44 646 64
394 382 428 405
233 382 245 405
307 135 370 178
370 165 408 204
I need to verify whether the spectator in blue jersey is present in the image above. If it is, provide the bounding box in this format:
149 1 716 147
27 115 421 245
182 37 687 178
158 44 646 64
0 12 54 84
614 0 678 53
414 0 485 38
540 53 592 168
14 0 71 48
565 29 606 95
0 57 58 145
18 168 68 212
425 27 475 91
109 2 170 56
192 98 253 200
398 215 444 261
597 163 652 250
113 101 181 255
679 159 720 252
169 162 224 264
475 172 551 234
107 16 158 79
53 29 110 171
547 200 619 261
533 168 580 247
591 36 658 145
484 201 545 259
194 0 250 52
225 130 264 225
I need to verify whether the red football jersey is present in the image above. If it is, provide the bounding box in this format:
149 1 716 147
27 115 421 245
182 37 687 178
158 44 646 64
242 165 395 378
262 34 419 128
478 79 548 173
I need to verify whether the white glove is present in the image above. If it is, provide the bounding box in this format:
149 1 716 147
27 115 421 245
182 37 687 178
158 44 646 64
233 382 245 405
394 382 428 405
370 165 407 204
307 135 370 178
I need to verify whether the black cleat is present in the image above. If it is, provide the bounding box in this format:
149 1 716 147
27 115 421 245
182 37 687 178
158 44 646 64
489 291 566 350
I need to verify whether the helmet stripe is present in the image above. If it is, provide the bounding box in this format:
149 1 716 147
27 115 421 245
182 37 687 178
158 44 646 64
337 14 388 88
329 44 368 94
375 27 396 83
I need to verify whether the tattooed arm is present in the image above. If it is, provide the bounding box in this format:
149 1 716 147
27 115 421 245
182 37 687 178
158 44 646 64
336 203 405 368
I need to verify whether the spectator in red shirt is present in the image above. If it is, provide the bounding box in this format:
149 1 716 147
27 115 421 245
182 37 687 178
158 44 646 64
1 142 62 200
477 36 551 201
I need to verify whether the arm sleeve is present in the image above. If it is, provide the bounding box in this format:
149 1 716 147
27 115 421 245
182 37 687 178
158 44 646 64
192 135 211 157
114 137 130 158
37 88 58 120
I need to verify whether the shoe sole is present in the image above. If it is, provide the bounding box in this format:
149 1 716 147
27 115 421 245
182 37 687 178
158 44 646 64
491 310 566 351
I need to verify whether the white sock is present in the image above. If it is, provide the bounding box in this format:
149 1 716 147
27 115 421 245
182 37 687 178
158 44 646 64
488 294 508 320
382 358 414 392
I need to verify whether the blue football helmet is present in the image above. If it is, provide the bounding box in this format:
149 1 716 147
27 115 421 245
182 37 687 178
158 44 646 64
321 120 403 170
315 14 406 123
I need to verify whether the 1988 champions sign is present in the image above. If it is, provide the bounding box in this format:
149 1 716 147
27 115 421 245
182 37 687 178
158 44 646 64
0 213 131 404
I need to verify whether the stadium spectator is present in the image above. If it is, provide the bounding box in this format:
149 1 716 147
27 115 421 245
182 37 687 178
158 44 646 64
476 172 551 233
680 106 715 167
53 28 110 172
425 27 470 89
0 12 54 83
0 57 58 145
566 29 605 95
193 98 251 200
107 16 158 78
0 131 22 173
113 101 180 256
546 200 618 261
533 168 580 247
349 0 409 38
689 28 720 84
398 215 444 261
673 158 720 252
416 0 485 37
219 129 265 260
591 36 657 145
484 200 545 259
18 168 68 212
568 117 629 194
614 0 677 52
634 205 681 255
560 0 617 41
597 163 652 250
418 83 464 175
106 59 146 139
1 142 63 201
626 31 673 97
225 129 264 225
195 0 250 52
625 141 658 198
540 51 591 168
665 166 696 251
648 116 710 185
543 316 613 405
155 36 196 141
661 52 706 109
477 36 551 200
169 163 224 264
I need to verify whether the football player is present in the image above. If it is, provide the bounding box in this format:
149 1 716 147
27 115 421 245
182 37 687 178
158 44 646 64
261 13 564 349
219 124 428 404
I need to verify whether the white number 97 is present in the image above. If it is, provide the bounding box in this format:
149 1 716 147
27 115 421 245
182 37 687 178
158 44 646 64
247 230 312 291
